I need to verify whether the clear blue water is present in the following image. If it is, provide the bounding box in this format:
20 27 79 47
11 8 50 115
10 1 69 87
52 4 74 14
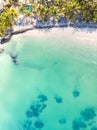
1 29 97 130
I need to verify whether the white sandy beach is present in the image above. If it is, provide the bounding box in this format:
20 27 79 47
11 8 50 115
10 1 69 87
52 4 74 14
1 27 97 52
12 27 97 44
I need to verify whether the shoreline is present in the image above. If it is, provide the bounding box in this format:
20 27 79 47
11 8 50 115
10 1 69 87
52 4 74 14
0 23 97 46
0 26 97 53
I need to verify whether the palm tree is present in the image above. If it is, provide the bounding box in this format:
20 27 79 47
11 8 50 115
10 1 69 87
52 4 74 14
63 0 80 21
0 7 18 36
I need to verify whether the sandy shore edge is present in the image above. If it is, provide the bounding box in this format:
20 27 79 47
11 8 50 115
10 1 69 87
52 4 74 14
16 27 97 40
1 27 97 51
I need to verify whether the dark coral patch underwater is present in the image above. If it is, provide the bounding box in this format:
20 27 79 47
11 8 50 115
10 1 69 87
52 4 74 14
26 110 33 118
72 119 87 130
23 120 32 130
81 107 96 121
59 118 66 125
26 94 48 119
54 95 63 103
34 120 44 129
73 90 80 98
37 94 48 102
91 127 97 130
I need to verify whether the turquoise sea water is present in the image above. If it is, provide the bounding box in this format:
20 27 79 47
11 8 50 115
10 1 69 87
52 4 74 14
1 29 97 130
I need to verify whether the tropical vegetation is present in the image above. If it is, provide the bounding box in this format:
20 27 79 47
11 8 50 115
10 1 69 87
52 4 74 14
0 6 18 36
0 0 97 36
31 0 97 22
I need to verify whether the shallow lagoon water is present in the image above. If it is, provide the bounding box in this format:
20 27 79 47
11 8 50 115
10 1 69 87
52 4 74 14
1 28 97 130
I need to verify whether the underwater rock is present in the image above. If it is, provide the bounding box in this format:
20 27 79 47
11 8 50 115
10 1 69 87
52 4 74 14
10 53 18 65
13 59 18 64
72 119 87 130
72 120 80 130
39 104 47 113
73 90 80 98
26 110 33 118
29 101 47 117
34 120 44 129
81 107 96 121
26 95 47 119
23 120 32 130
10 54 17 59
37 94 48 102
91 127 97 130
59 118 66 124
55 95 63 103
79 121 87 128
30 103 40 117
